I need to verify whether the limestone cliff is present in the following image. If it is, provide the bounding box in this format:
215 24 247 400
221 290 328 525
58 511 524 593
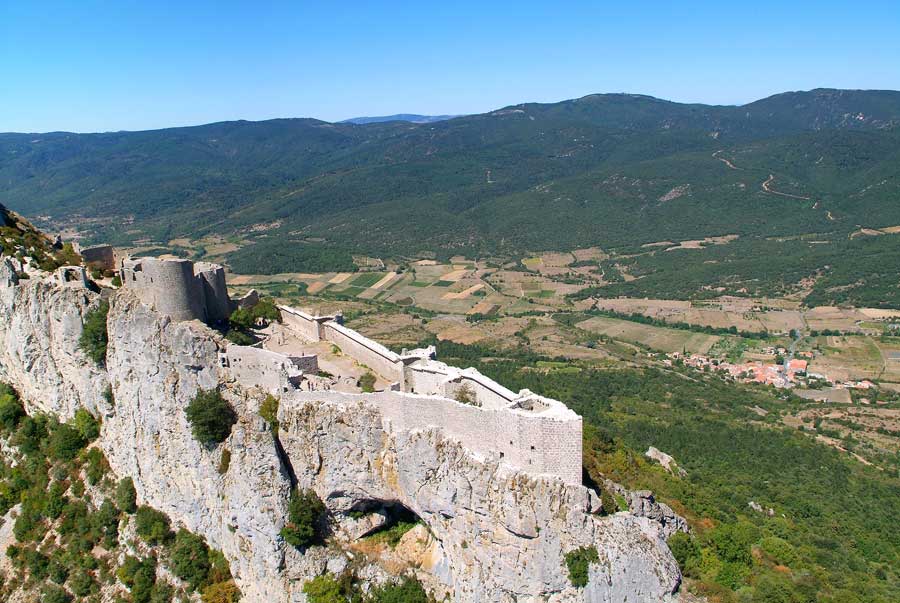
0 262 683 602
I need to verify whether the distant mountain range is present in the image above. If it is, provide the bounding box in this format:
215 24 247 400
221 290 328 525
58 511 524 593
340 114 461 125
3 88 900 305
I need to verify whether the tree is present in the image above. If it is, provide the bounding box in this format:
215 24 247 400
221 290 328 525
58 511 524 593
78 300 109 365
47 423 86 461
280 488 326 548
171 528 212 591
0 388 25 431
134 506 173 545
185 389 237 445
72 408 100 441
116 477 138 514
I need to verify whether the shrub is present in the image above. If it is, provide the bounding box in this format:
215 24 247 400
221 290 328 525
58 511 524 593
46 481 68 519
116 477 138 514
667 532 701 576
118 555 157 603
564 546 599 587
84 447 108 485
259 395 279 432
171 528 212 590
150 581 175 603
72 408 100 441
201 580 242 603
358 372 376 393
69 568 96 596
78 300 109 366
0 388 25 431
47 423 87 461
218 448 231 474
368 576 429 603
599 489 617 516
134 506 173 545
454 384 477 405
185 389 237 445
280 488 326 548
41 583 73 603
93 499 121 548
302 574 345 603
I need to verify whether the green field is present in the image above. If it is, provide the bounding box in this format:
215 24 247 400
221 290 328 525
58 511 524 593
350 272 386 287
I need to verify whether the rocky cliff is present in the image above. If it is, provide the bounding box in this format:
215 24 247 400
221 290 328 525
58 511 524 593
0 259 683 602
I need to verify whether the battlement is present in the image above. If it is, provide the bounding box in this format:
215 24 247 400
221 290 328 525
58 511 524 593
119 257 232 324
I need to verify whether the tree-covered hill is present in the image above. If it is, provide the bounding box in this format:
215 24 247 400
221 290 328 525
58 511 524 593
2 88 900 297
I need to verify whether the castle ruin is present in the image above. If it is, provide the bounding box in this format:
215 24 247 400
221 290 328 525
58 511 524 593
119 256 584 485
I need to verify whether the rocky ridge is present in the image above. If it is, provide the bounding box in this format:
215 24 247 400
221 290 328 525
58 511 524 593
0 256 683 602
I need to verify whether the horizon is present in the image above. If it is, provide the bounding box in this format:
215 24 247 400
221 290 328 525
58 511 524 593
3 1 900 133
2 86 897 136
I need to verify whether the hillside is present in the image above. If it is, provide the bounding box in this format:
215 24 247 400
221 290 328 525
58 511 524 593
2 88 900 304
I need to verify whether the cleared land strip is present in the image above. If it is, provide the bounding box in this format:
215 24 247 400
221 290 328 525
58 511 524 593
712 150 742 170
762 174 811 200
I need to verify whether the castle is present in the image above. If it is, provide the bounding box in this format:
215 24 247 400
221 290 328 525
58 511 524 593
120 256 583 485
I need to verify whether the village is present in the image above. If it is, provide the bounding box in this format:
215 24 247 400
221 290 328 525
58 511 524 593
665 347 878 398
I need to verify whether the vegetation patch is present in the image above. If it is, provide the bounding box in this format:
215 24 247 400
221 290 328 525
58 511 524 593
186 389 238 446
280 487 327 548
564 546 599 587
78 300 110 365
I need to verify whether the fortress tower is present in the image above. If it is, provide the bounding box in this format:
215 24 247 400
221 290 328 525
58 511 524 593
120 257 233 324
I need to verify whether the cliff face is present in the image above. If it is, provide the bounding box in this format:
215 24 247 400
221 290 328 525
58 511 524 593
0 264 683 603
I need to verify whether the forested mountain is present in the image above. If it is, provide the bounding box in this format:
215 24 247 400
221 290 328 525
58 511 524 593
2 88 900 300
340 114 460 124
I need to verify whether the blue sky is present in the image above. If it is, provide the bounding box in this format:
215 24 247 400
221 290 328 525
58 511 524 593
2 1 899 133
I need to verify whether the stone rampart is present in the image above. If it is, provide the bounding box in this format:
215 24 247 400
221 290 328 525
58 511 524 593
283 389 583 485
321 321 405 384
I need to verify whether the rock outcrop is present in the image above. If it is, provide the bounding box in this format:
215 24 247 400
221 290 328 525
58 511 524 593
0 266 684 602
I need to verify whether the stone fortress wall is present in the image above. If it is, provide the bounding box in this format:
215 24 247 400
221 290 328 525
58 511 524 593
278 305 583 484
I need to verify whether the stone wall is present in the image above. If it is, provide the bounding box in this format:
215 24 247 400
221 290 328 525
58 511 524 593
279 306 327 342
284 389 583 485
321 322 405 384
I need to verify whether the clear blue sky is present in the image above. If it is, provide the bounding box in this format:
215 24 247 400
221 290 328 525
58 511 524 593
2 1 899 133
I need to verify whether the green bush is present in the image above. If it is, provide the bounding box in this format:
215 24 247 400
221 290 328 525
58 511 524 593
78 300 109 366
280 488 326 548
47 423 87 461
564 546 599 588
84 447 108 485
259 395 279 432
118 555 157 603
185 389 237 446
302 574 346 603
171 528 212 591
358 372 376 393
93 499 121 548
201 580 241 603
0 387 25 431
69 568 96 596
72 408 100 441
367 576 429 603
667 532 701 576
46 481 68 519
116 477 137 514
41 583 73 603
134 506 173 545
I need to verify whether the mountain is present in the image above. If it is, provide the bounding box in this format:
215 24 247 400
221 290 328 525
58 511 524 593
340 113 461 124
2 88 900 303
